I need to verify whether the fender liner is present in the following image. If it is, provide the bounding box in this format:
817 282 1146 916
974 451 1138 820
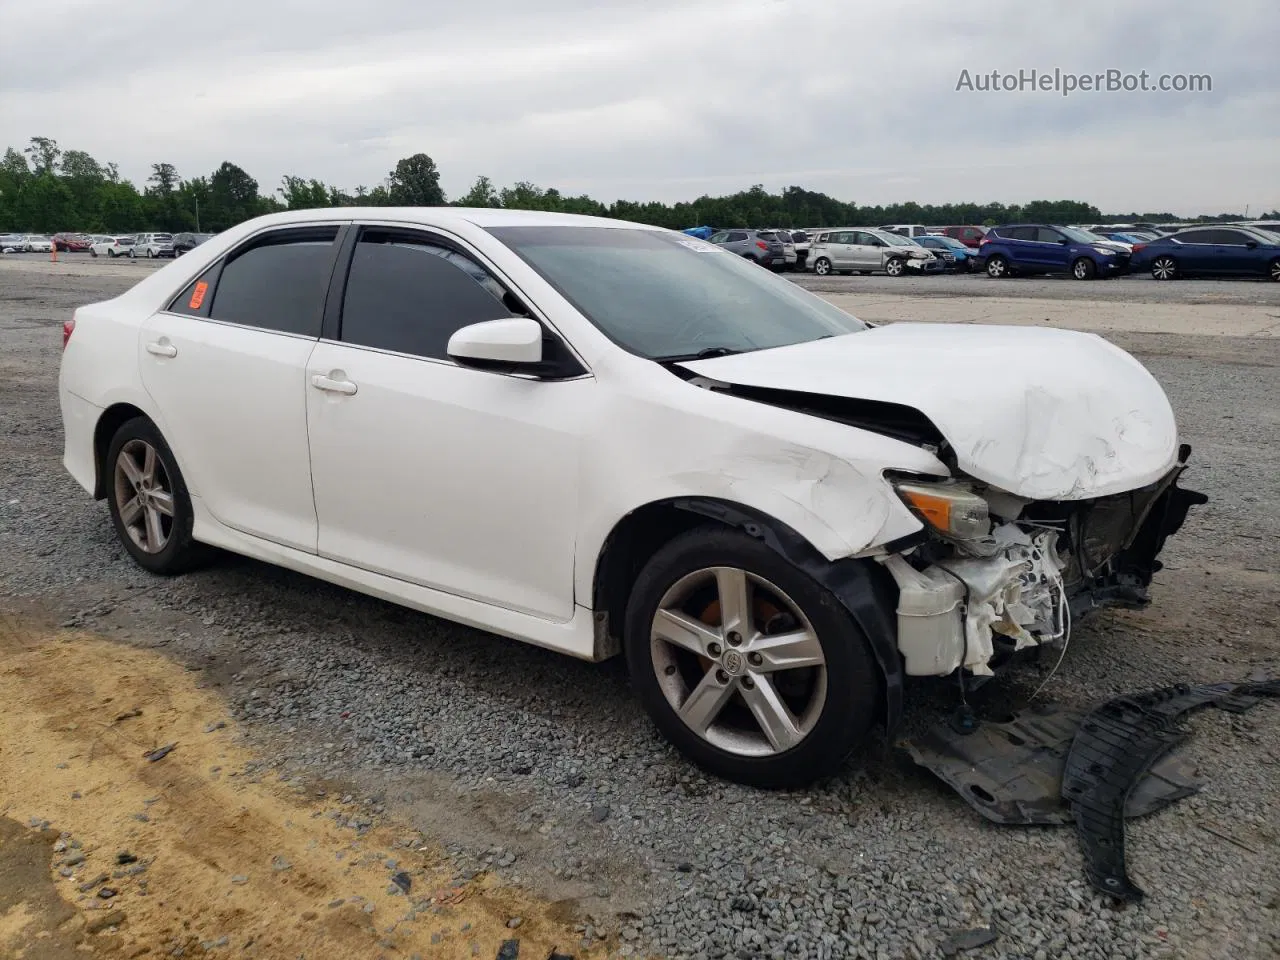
671 497 904 741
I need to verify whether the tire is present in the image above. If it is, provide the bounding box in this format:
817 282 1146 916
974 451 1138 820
884 256 905 277
624 526 880 788
128 249 135 259
1151 256 1178 281
104 417 211 575
107 250 115 257
90 249 98 258
812 257 832 276
1071 257 1097 280
986 255 1009 278
1269 258 1280 282
146 248 154 259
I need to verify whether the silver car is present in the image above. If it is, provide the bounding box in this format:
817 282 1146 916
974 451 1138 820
808 228 939 276
706 228 786 269
130 233 175 259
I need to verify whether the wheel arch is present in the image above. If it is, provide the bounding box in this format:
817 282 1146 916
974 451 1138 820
591 496 903 737
91 402 152 499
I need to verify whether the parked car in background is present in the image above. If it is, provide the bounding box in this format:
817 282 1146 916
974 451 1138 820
938 225 989 248
1130 226 1280 281
706 228 786 268
978 224 1130 280
52 233 92 252
879 224 932 239
913 234 977 271
0 233 25 253
57 206 1206 788
173 232 215 256
131 233 175 259
21 235 54 253
786 229 811 270
90 235 137 258
758 230 797 271
809 228 940 276
1100 232 1155 246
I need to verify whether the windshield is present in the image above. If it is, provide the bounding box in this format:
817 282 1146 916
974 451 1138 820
487 226 867 360
1060 226 1108 243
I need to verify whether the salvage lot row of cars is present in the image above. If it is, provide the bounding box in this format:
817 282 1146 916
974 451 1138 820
702 220 1280 282
0 231 215 258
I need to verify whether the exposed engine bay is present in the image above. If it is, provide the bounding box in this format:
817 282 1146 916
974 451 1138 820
883 444 1207 678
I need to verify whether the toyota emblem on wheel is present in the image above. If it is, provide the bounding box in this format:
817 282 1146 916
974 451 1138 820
721 648 745 675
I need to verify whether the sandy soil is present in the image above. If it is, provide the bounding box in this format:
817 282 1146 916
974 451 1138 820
0 612 608 960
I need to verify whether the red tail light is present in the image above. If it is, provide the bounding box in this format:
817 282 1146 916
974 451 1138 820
756 241 768 251
980 236 992 245
62 318 75 349
1131 243 1146 254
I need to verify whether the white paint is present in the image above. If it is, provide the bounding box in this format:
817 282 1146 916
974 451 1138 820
58 207 1182 675
447 317 544 365
683 322 1180 500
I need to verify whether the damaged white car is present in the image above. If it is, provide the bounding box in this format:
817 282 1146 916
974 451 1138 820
58 209 1206 788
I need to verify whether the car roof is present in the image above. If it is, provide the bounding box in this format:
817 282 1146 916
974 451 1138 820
235 206 666 232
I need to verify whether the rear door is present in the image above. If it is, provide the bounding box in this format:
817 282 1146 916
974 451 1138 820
138 224 345 551
1034 227 1071 271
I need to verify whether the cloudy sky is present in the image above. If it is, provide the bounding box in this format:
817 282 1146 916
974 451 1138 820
1 0 1276 215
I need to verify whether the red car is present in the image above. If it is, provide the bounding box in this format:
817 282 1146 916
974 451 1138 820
939 225 989 249
53 233 92 252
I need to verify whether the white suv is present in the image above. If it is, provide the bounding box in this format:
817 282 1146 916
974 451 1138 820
131 233 175 259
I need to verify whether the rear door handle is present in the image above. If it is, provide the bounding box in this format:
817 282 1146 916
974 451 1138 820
145 340 177 358
311 374 358 396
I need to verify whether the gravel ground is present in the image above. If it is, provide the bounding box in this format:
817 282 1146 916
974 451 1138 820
1 257 1278 960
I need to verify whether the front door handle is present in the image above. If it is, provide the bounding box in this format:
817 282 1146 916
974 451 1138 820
311 374 358 396
145 340 177 358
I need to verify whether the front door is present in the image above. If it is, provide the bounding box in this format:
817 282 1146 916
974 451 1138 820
305 225 589 622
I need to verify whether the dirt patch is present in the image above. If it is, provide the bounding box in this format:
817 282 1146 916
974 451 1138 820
0 614 607 959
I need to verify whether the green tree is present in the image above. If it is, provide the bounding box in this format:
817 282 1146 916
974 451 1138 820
387 153 445 206
208 161 262 230
25 136 61 175
457 175 500 208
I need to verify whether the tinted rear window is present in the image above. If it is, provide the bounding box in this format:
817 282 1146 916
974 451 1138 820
208 227 339 336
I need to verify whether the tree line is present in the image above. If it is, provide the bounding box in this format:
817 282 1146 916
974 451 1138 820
2 136 1273 236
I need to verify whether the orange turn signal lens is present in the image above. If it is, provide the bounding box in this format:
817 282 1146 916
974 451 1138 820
893 481 990 539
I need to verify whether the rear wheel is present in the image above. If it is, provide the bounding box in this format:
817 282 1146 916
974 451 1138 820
624 527 880 788
1269 258 1280 282
986 255 1009 278
1151 256 1178 280
884 256 905 277
813 257 832 276
105 417 211 575
1072 257 1097 280
90 249 98 258
146 248 154 259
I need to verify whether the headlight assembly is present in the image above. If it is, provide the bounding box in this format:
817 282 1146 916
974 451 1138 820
893 479 991 540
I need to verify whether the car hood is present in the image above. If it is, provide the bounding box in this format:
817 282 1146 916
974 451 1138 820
681 323 1179 500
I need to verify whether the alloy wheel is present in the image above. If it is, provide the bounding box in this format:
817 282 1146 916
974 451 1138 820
1152 257 1177 280
987 257 1006 278
885 257 904 277
1270 260 1280 282
814 258 831 276
113 439 174 554
650 566 827 757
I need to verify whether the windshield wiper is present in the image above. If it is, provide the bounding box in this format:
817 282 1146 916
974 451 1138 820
653 346 744 363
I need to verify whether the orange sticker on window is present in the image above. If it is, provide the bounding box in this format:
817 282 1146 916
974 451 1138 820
189 281 208 310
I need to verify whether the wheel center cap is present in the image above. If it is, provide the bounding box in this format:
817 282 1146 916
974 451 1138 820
721 648 745 677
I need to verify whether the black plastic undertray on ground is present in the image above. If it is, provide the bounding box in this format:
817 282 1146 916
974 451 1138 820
900 702 1203 826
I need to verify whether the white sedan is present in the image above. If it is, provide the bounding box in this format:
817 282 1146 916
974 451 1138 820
21 234 54 253
58 208 1206 787
90 236 137 258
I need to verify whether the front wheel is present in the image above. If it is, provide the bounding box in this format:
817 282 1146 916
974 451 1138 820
105 417 211 575
146 248 154 259
624 526 880 788
1072 257 1097 280
986 255 1009 278
90 249 98 258
884 256 905 277
812 257 832 276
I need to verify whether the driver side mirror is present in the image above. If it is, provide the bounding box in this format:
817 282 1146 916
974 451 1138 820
1245 240 1258 249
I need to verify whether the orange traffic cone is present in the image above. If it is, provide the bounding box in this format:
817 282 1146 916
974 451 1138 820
51 239 57 263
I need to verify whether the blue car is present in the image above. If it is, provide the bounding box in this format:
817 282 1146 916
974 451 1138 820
913 234 977 271
977 224 1130 280
1130 225 1280 281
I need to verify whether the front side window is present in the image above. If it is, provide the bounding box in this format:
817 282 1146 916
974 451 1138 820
206 227 339 336
487 225 866 361
338 229 516 360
